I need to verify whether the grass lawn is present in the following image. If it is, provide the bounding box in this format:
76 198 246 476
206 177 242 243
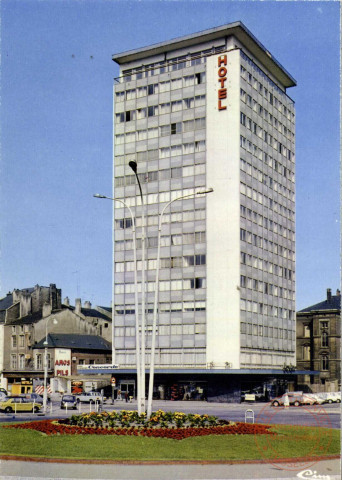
0 423 340 462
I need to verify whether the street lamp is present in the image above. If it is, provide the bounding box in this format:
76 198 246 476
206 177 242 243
146 188 214 418
128 161 147 413
93 193 142 415
43 317 58 413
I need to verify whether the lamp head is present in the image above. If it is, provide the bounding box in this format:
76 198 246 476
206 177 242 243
93 193 106 199
129 161 137 173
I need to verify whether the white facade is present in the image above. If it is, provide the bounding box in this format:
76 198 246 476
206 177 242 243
112 22 296 371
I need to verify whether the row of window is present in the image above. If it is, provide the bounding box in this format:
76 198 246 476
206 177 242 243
240 98 294 145
240 174 294 204
11 325 29 334
11 335 30 348
114 163 205 188
115 231 206 251
113 186 206 210
241 253 295 288
115 254 206 273
302 346 330 370
240 276 294 299
115 208 206 229
240 203 294 231
240 206 295 246
117 117 205 144
240 50 294 108
115 95 206 125
241 158 294 196
302 321 330 337
115 148 205 166
118 46 225 82
240 228 295 255
116 73 206 102
115 277 206 294
241 299 294 319
115 300 206 315
115 323 206 337
240 193 293 240
240 184 295 217
10 353 51 370
241 323 295 339
240 112 294 159
240 136 293 167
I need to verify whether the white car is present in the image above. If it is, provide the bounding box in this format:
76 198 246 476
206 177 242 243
318 392 341 404
76 392 106 404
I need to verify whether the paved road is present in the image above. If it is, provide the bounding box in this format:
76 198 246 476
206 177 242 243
1 399 340 428
0 457 340 480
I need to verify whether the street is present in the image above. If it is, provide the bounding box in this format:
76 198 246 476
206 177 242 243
0 398 340 429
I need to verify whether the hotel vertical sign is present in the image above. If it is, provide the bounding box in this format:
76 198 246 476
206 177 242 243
217 55 227 110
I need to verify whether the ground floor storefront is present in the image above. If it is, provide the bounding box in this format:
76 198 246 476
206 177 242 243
77 367 318 403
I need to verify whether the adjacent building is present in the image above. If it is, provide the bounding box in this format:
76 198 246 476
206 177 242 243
110 21 296 398
0 284 112 394
297 288 341 393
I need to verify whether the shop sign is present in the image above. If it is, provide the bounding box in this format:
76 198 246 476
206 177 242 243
77 364 119 370
217 55 227 111
54 349 71 377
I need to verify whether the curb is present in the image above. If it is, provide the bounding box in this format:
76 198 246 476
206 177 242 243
0 454 340 465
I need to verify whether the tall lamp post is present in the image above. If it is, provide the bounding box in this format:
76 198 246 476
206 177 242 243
128 161 147 413
93 193 142 415
146 188 214 418
43 318 58 413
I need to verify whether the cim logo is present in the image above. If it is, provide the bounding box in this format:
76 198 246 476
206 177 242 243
217 55 227 111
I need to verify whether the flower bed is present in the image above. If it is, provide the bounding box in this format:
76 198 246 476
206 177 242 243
4 410 276 440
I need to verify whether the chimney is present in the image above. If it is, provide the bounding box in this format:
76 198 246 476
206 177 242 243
42 302 52 318
327 288 332 303
336 289 340 296
84 301 92 309
75 298 82 314
63 297 70 306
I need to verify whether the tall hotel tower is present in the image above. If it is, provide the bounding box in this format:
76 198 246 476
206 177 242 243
112 22 296 373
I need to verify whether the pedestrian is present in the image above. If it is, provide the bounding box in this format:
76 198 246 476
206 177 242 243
125 391 128 403
284 393 290 409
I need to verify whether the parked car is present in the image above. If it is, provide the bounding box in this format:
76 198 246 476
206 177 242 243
0 392 7 401
60 394 78 410
272 392 318 407
76 391 106 404
317 392 341 404
19 393 50 404
0 396 42 413
241 387 266 402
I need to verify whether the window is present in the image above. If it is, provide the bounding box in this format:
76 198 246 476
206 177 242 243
18 354 25 369
171 123 182 135
303 345 311 361
303 325 311 338
36 354 42 370
148 84 158 95
148 105 158 117
322 331 329 347
12 336 17 348
322 356 329 371
11 354 17 369
19 335 25 347
79 359 85 365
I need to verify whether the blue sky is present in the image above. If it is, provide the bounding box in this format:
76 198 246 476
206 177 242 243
0 0 340 310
